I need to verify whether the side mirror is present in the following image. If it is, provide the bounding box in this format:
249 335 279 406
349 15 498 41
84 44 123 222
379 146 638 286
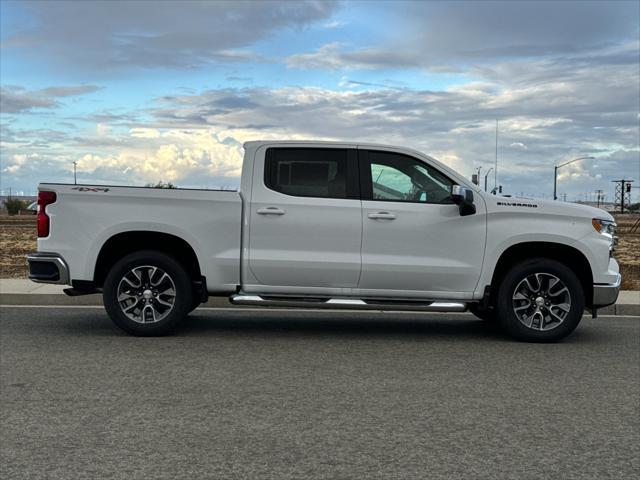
451 185 476 216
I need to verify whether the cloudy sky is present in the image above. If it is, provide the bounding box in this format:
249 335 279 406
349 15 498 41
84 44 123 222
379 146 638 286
1 0 639 202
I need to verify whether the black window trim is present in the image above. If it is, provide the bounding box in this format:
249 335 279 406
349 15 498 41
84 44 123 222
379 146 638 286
264 147 360 200
358 149 455 205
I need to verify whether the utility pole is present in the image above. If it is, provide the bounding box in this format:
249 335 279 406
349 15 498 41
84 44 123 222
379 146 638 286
73 161 78 185
595 189 604 208
484 167 493 192
612 179 634 213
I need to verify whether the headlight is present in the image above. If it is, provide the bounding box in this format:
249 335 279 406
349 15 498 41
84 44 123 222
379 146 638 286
592 218 616 235
592 218 618 254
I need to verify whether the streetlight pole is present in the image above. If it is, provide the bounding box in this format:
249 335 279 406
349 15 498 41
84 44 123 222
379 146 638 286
553 156 594 200
484 167 493 192
73 161 77 185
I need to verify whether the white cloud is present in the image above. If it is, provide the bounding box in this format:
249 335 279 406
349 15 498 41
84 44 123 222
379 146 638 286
2 153 33 174
96 123 111 136
323 20 347 29
74 129 244 185
130 128 161 139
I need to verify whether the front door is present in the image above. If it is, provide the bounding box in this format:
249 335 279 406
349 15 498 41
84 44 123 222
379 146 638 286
247 146 362 291
358 149 486 298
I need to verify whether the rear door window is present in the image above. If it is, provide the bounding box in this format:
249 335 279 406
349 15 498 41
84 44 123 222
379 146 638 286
265 148 357 199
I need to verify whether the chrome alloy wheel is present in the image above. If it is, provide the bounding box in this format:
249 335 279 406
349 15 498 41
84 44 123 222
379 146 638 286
117 265 176 324
512 273 571 331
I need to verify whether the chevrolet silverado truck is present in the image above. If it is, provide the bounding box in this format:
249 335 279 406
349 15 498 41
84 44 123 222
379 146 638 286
27 141 620 341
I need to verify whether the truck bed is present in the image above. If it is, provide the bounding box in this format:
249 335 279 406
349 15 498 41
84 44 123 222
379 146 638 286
37 183 242 291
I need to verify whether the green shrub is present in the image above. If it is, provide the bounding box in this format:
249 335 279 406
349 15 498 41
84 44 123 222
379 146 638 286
145 181 177 189
4 198 28 215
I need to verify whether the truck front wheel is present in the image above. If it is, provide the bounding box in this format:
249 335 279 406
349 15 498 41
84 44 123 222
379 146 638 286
468 304 498 323
103 250 192 336
496 258 585 342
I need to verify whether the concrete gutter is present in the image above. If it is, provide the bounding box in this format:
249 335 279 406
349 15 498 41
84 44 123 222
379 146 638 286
0 279 638 315
0 279 231 308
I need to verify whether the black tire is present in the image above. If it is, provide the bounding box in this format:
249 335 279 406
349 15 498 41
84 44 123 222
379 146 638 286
103 250 192 336
468 304 498 323
496 258 585 342
189 292 202 314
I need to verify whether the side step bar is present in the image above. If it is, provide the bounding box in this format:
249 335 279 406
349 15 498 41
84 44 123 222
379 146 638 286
230 294 467 312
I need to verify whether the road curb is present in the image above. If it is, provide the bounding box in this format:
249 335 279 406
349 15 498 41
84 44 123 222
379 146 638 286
1 292 638 315
0 293 233 308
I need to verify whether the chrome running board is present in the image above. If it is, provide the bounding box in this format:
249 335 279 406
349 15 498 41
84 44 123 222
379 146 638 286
230 294 467 312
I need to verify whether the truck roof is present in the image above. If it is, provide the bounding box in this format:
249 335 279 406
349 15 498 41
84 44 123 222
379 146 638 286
243 140 421 152
242 140 443 166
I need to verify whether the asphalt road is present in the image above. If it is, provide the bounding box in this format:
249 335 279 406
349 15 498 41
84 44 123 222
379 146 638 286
1 306 638 480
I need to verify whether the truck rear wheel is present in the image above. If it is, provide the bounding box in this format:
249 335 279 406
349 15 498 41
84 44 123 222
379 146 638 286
103 250 192 336
496 258 584 342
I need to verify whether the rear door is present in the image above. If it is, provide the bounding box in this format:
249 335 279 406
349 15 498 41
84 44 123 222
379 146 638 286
358 149 486 297
247 146 362 291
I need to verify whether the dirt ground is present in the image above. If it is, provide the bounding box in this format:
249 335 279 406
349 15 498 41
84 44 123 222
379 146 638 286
0 215 36 279
1 213 638 289
613 215 640 290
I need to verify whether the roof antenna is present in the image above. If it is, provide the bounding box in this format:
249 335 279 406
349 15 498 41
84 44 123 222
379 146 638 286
494 119 498 192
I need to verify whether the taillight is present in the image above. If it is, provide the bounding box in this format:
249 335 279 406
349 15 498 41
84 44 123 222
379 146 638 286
37 191 56 238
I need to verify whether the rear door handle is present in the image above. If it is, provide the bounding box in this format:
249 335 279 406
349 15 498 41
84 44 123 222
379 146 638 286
257 207 285 215
368 211 396 220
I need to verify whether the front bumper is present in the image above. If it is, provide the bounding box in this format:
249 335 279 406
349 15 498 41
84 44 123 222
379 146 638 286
26 252 70 285
592 274 621 308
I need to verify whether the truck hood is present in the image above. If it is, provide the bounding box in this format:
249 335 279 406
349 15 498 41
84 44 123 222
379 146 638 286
485 195 615 222
534 199 614 221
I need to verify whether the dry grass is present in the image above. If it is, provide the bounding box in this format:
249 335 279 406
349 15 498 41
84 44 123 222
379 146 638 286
614 215 640 290
1 213 638 289
0 215 36 278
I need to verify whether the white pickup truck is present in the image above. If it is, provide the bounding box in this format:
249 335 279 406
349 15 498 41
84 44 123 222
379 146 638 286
28 141 620 341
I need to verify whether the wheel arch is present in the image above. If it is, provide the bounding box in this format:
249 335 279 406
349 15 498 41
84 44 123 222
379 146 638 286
489 241 593 307
94 231 202 287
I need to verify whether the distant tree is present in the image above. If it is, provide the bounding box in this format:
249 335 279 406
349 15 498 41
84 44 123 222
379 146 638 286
145 181 177 189
4 198 28 215
628 202 640 212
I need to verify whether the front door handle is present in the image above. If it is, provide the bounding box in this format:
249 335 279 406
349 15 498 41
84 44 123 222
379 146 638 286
257 207 285 215
368 211 396 220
